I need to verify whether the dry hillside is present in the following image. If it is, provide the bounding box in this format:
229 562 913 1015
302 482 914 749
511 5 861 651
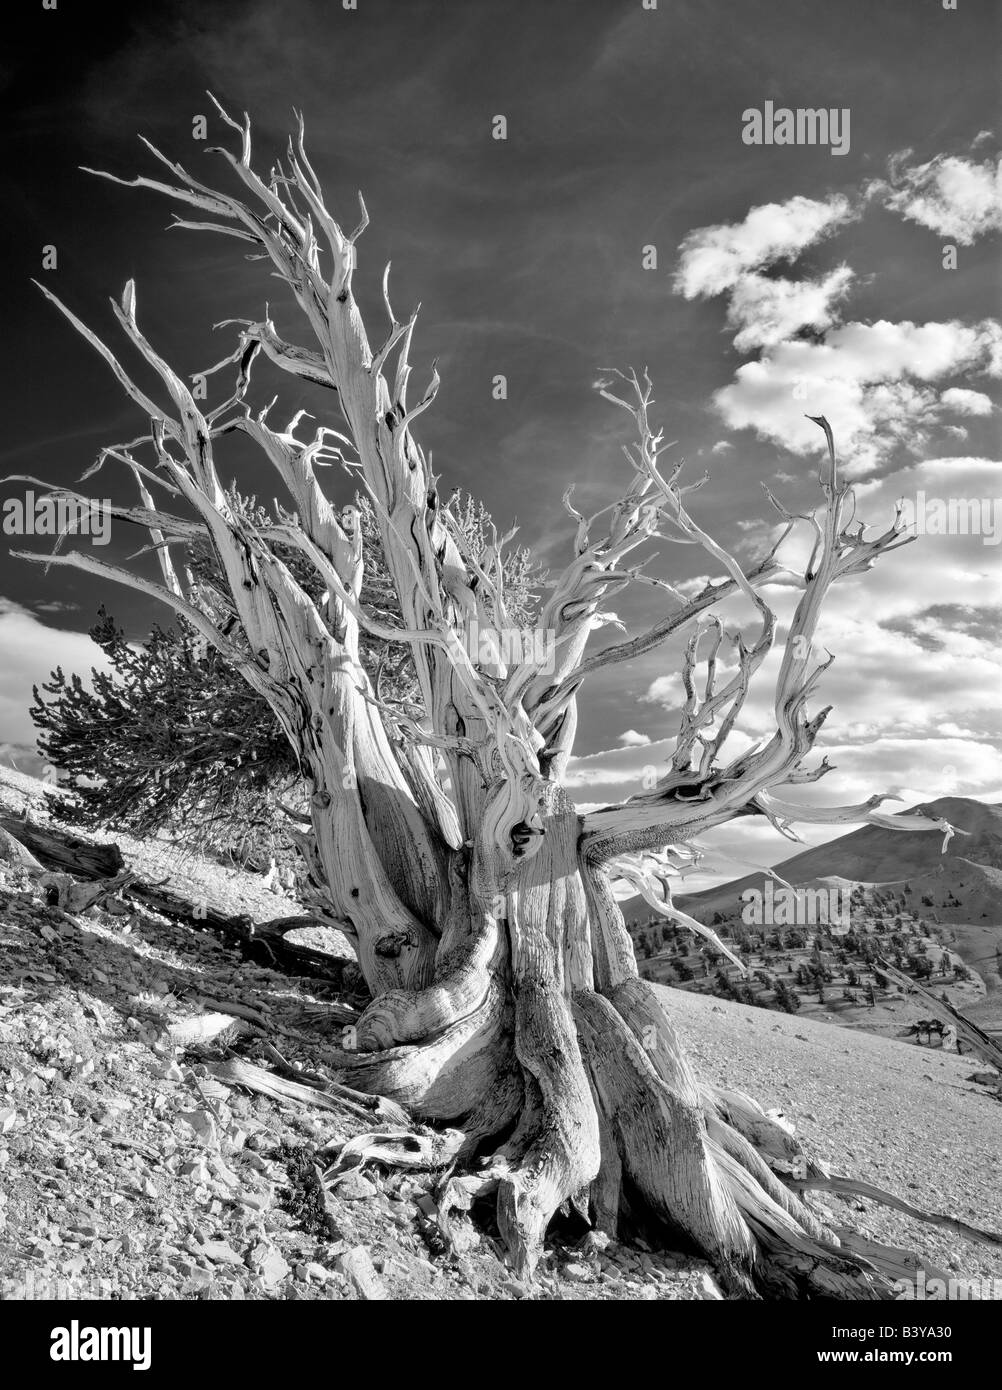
1 767 999 1300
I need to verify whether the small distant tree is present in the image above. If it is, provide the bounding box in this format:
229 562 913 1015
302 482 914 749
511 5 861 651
773 978 800 1014
713 969 736 1001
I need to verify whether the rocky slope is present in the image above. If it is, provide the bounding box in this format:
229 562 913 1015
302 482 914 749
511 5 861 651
1 768 999 1300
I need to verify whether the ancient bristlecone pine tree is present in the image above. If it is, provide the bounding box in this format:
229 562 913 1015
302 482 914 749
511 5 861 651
15 103 967 1296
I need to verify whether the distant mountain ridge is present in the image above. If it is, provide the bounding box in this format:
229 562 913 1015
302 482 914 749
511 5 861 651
0 743 45 780
672 797 1002 927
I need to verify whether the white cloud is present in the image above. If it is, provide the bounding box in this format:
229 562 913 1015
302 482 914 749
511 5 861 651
673 157 1000 472
726 267 854 352
713 319 1002 474
674 194 858 299
710 441 733 455
940 386 994 416
640 673 683 709
875 153 1002 246
617 729 651 746
0 602 109 749
675 575 712 598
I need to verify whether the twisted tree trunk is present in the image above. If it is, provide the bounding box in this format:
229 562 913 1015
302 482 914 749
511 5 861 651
12 102 978 1296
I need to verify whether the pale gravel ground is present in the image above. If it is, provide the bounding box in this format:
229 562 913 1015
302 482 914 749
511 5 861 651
661 984 1002 1290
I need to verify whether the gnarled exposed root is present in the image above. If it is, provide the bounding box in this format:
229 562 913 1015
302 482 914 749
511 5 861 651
576 978 905 1297
700 1083 808 1173
323 986 515 1116
492 978 600 1278
574 987 758 1296
485 797 602 1276
312 844 972 1296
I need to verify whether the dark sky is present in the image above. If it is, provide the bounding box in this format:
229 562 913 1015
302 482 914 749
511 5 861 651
1 0 1000 874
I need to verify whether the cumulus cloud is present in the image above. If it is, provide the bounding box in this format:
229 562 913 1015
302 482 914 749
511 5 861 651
725 267 854 352
713 318 1002 474
874 152 1002 246
639 673 683 709
674 194 858 299
940 386 994 416
672 148 1000 472
617 729 651 746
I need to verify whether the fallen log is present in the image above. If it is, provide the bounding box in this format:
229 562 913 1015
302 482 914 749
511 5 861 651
0 809 358 987
39 869 138 914
128 890 363 989
0 825 44 872
126 887 361 989
0 810 124 878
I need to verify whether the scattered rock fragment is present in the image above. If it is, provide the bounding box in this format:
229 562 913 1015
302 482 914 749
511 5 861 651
336 1246 386 1300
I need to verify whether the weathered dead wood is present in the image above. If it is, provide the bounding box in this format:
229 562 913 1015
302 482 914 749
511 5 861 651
38 869 139 915
232 914 362 987
132 891 362 985
6 808 358 982
831 1229 955 1292
792 1175 1002 1249
0 811 124 878
0 825 44 872
207 1056 408 1126
321 1126 465 1181
168 1012 248 1047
